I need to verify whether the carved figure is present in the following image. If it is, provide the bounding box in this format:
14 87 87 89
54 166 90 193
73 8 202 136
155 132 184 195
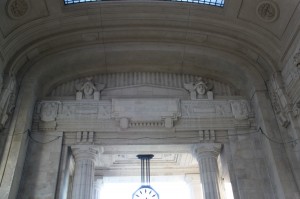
183 77 213 100
75 77 105 100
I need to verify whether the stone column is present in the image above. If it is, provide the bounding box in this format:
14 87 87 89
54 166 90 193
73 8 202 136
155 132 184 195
193 143 222 199
185 174 203 199
71 146 98 199
94 176 103 199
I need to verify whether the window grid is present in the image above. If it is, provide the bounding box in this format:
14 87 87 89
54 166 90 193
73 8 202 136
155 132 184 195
64 0 224 7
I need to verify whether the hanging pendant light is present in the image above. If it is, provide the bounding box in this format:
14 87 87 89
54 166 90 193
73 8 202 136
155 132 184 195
132 154 159 199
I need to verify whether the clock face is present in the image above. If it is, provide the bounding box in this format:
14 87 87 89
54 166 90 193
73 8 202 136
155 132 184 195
132 186 159 199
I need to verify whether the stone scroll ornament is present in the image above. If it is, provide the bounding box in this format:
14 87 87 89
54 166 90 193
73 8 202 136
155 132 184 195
183 77 213 100
75 77 105 100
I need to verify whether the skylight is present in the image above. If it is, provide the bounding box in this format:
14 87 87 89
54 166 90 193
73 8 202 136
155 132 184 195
64 0 224 7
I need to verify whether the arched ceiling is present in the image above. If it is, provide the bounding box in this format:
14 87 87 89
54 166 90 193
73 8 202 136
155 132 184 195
1 0 300 96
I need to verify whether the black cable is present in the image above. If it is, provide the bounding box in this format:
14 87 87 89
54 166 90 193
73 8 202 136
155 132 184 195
258 127 300 145
28 130 61 144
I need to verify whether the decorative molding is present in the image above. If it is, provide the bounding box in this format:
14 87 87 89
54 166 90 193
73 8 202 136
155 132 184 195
181 100 232 118
35 99 252 131
256 1 279 23
49 72 238 98
199 130 216 142
112 98 181 129
7 0 29 19
76 131 94 144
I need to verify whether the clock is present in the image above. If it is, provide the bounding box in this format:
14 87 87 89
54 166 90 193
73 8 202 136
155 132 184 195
132 185 159 199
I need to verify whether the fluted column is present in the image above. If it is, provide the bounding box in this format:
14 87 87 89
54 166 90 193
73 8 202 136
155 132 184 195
193 143 222 199
185 174 203 199
71 146 98 199
94 176 103 199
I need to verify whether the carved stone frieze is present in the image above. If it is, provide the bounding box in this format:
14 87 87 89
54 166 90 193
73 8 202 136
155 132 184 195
57 101 111 120
35 98 251 131
181 100 232 118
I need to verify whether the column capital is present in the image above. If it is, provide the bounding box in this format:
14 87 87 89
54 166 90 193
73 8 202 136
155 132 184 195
71 145 101 162
192 143 222 159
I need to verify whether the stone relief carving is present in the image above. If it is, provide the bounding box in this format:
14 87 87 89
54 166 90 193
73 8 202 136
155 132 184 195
181 101 232 118
293 50 300 68
256 1 279 23
199 130 215 142
230 100 249 120
7 0 29 19
35 98 251 131
0 76 17 130
292 102 300 118
57 101 111 120
184 77 213 100
268 75 292 128
75 77 105 100
40 102 60 122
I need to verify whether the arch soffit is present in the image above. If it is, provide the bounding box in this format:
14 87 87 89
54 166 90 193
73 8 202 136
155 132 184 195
20 43 266 99
2 2 281 78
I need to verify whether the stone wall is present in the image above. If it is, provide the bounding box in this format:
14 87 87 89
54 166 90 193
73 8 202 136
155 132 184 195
17 132 63 199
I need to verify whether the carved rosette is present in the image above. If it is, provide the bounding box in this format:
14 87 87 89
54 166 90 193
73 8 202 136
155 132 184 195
7 0 29 19
256 1 279 23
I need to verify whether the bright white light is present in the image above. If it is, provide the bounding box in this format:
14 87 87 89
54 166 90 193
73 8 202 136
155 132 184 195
225 182 234 199
100 179 191 199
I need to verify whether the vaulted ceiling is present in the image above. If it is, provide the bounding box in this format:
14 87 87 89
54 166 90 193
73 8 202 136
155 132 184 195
1 0 300 97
